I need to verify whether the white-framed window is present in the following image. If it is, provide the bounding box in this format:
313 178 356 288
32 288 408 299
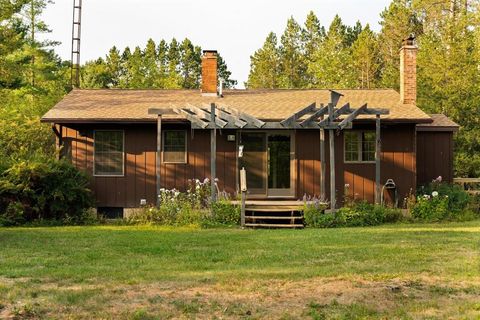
162 130 187 163
94 130 124 176
344 131 376 163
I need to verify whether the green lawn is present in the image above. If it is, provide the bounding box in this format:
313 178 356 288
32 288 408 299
1 222 480 319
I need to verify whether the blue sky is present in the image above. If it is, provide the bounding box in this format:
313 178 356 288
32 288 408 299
41 0 391 87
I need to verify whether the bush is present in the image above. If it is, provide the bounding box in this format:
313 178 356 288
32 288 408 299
304 201 403 228
414 182 478 222
128 179 240 227
469 194 480 214
304 200 328 227
204 200 240 227
411 195 449 221
419 182 470 213
0 158 94 226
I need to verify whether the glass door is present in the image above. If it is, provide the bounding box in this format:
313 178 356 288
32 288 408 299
267 134 294 197
239 132 294 198
239 133 267 196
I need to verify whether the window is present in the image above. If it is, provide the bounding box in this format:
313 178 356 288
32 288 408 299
94 131 124 176
344 131 376 163
163 130 187 163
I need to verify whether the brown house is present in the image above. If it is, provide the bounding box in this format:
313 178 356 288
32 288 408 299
41 39 458 216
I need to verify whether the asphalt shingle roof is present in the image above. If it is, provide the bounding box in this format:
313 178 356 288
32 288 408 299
41 88 433 123
417 114 459 131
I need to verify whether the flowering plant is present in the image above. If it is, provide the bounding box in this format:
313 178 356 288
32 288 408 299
130 178 239 226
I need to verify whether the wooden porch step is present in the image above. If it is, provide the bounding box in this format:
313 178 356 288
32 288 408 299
245 223 304 229
245 206 304 212
245 216 303 220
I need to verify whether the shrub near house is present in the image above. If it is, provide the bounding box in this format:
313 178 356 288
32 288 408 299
127 178 240 227
304 182 479 228
0 159 94 226
304 202 403 228
413 182 477 221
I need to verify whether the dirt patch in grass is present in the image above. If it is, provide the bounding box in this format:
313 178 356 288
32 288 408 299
2 276 480 319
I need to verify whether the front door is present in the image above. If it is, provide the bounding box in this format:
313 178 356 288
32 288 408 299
239 132 294 198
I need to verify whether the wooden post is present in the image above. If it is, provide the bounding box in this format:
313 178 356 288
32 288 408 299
240 167 247 227
320 127 326 201
375 114 381 205
52 124 64 160
329 129 336 211
156 115 162 206
210 103 217 204
328 103 336 211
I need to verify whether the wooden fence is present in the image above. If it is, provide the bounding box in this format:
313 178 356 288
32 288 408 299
454 178 480 195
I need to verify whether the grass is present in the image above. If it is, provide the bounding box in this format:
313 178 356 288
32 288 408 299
0 221 479 319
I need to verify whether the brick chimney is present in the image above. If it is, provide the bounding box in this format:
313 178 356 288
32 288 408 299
201 50 218 95
400 35 418 104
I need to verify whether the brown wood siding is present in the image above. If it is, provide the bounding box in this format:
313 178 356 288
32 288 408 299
160 127 236 195
416 131 454 185
62 122 419 208
62 124 236 208
296 124 417 206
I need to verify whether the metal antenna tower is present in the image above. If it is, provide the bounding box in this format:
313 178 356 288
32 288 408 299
70 0 82 88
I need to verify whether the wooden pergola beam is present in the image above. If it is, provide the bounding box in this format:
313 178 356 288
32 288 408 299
186 105 228 128
175 109 209 129
280 102 316 127
148 108 176 115
214 107 248 128
300 104 329 127
337 104 368 130
361 108 389 115
330 90 344 108
318 103 351 127
222 106 266 128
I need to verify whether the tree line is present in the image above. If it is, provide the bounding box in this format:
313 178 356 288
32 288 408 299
0 0 479 177
0 0 69 165
247 1 480 177
82 39 237 89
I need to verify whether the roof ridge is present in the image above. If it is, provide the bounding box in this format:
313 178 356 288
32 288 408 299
71 88 398 92
73 88 198 91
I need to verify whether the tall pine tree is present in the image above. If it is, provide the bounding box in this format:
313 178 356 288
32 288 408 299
165 38 182 89
156 39 169 88
278 17 306 88
105 46 122 87
217 52 237 89
143 38 158 88
179 38 201 89
119 47 132 88
308 15 356 88
302 11 325 87
247 32 281 89
378 0 422 89
128 46 145 88
351 24 380 89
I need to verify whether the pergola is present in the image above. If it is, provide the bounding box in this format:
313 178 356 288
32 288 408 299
149 90 390 211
